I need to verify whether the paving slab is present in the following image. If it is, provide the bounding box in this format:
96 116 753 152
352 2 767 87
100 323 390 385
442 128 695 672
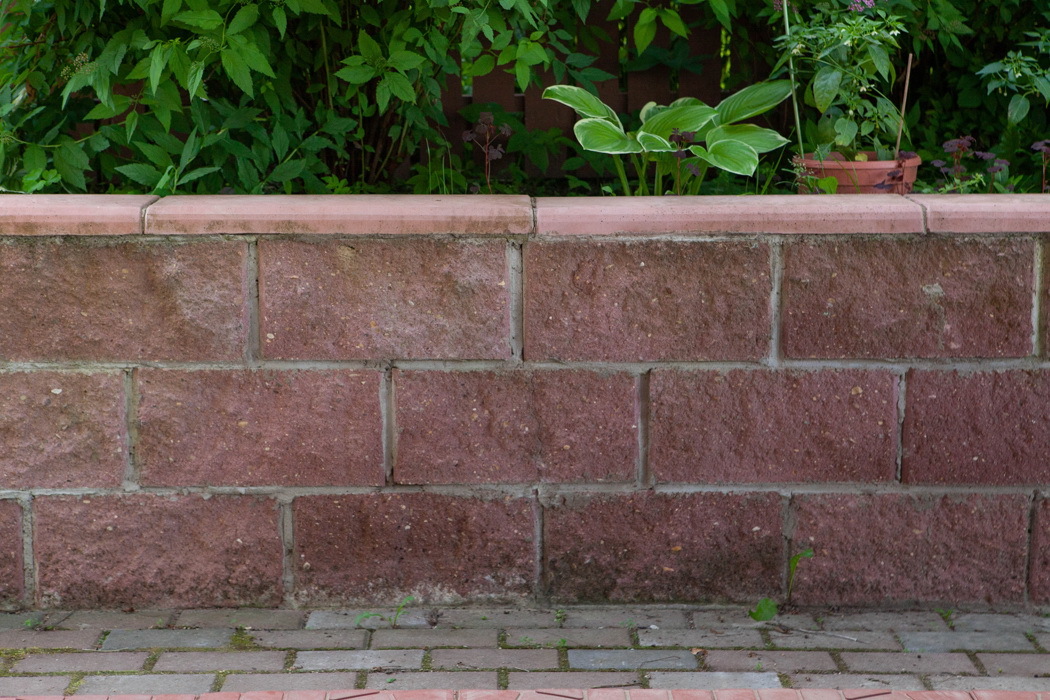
818 612 948 633
430 649 559 670
638 629 766 649
434 609 565 629
56 611 174 630
364 672 498 689
220 674 360 692
506 629 633 648
153 651 288 671
75 674 215 695
928 676 1050 691
767 629 901 650
899 631 1036 652
371 629 497 648
176 610 306 630
12 651 148 672
250 630 368 650
703 651 837 673
101 629 233 650
952 614 1050 634
786 673 926 690
0 676 71 695
506 672 640 689
569 650 698 670
0 612 45 630
306 611 434 630
977 653 1050 675
294 650 424 671
840 652 977 674
0 629 101 649
646 672 782 689
564 609 691 630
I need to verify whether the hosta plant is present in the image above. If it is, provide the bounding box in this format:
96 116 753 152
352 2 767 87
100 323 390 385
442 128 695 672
542 81 792 195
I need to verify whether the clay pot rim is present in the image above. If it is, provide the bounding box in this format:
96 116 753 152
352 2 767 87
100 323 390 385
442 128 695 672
796 151 922 169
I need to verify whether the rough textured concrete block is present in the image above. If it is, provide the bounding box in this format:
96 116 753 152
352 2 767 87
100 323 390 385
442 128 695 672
0 372 125 489
0 194 155 236
1026 498 1050 604
293 493 535 604
782 238 1033 359
524 241 770 361
138 369 383 487
792 493 1029 606
650 369 897 483
0 500 22 605
0 241 248 361
259 240 510 360
34 495 282 608
544 492 782 602
903 370 1050 484
394 370 637 484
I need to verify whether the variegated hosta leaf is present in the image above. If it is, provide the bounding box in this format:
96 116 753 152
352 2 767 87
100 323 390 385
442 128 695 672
706 124 789 154
542 85 622 129
574 118 642 154
689 140 760 176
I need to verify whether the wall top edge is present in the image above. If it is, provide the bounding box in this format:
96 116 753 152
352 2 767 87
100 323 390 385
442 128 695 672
1 193 1048 237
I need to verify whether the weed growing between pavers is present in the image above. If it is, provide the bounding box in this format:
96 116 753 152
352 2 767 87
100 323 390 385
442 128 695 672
230 627 260 650
211 671 228 692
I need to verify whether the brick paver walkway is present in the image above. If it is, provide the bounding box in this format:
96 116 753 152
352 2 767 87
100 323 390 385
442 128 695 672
3 606 1050 697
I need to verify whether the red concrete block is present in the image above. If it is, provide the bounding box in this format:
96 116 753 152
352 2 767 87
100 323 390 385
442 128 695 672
293 493 535 604
1026 499 1050 603
535 196 924 235
903 370 1050 484
782 238 1033 359
791 493 1029 606
0 241 247 361
138 369 383 487
650 369 897 483
0 372 125 488
145 195 533 235
394 370 637 484
524 241 771 362
34 494 282 608
0 500 22 605
259 240 510 360
670 693 715 700
908 194 1050 234
0 194 155 236
543 492 783 602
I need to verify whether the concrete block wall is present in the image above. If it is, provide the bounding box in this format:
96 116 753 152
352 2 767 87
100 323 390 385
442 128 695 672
2 193 1050 611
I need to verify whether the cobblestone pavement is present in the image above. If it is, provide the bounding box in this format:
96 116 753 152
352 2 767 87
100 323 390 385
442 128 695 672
3 606 1050 697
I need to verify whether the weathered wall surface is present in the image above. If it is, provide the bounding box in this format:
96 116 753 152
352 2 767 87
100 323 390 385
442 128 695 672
2 193 1049 610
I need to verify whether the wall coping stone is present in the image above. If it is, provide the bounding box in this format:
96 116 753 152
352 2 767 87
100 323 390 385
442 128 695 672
2 194 1049 237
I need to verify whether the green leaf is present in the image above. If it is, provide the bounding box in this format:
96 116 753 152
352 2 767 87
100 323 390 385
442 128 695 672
335 63 377 84
272 6 287 37
387 50 424 73
637 131 674 152
573 118 643 154
177 165 220 185
54 142 88 191
232 37 276 78
23 145 47 174
833 117 859 147
116 163 163 187
149 44 172 96
382 72 416 103
268 158 306 182
1007 93 1030 125
812 67 842 114
467 54 495 77
228 3 259 34
690 140 760 176
179 127 199 168
748 598 778 622
634 7 658 54
187 61 205 98
161 0 182 24
607 0 633 21
136 142 173 169
542 85 621 128
514 59 531 92
84 96 130 120
375 77 391 112
708 0 732 29
639 104 718 139
516 40 548 66
867 44 891 82
272 124 290 160
125 110 140 142
716 80 792 125
658 8 688 38
706 124 789 154
172 9 223 30
358 30 384 63
221 47 254 97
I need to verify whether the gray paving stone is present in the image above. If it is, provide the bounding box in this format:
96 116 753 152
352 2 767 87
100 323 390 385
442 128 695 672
693 611 771 631
101 628 232 650
12 651 148 672
0 675 71 695
506 671 640 689
506 628 633 648
953 613 1050 634
295 649 424 671
929 675 1050 691
221 672 360 691
430 648 558 670
788 673 926 690
638 628 765 649
768 629 901 650
0 629 101 649
0 611 45 630
176 609 306 630
251 629 368 649
57 610 174 630
818 611 948 633
568 649 698 670
371 628 497 648
899 631 1036 652
153 650 287 671
365 671 499 689
977 652 1050 675
563 608 690 629
75 673 216 695
305 610 434 630
433 608 564 629
646 671 783 689
704 650 837 673
840 651 977 674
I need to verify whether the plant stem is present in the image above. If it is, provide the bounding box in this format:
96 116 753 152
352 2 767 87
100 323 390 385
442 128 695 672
893 53 914 160
783 6 805 159
612 156 632 196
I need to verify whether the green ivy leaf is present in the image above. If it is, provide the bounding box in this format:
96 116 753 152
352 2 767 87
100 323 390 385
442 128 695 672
161 0 182 25
221 47 254 97
172 10 223 30
228 4 259 34
177 165 220 185
335 61 377 84
382 72 417 103
269 158 306 182
358 30 384 64
232 37 276 78
387 50 425 73
116 163 163 187
272 6 287 37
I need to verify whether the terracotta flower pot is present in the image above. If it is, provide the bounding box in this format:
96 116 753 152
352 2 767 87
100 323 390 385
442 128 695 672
797 151 922 194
